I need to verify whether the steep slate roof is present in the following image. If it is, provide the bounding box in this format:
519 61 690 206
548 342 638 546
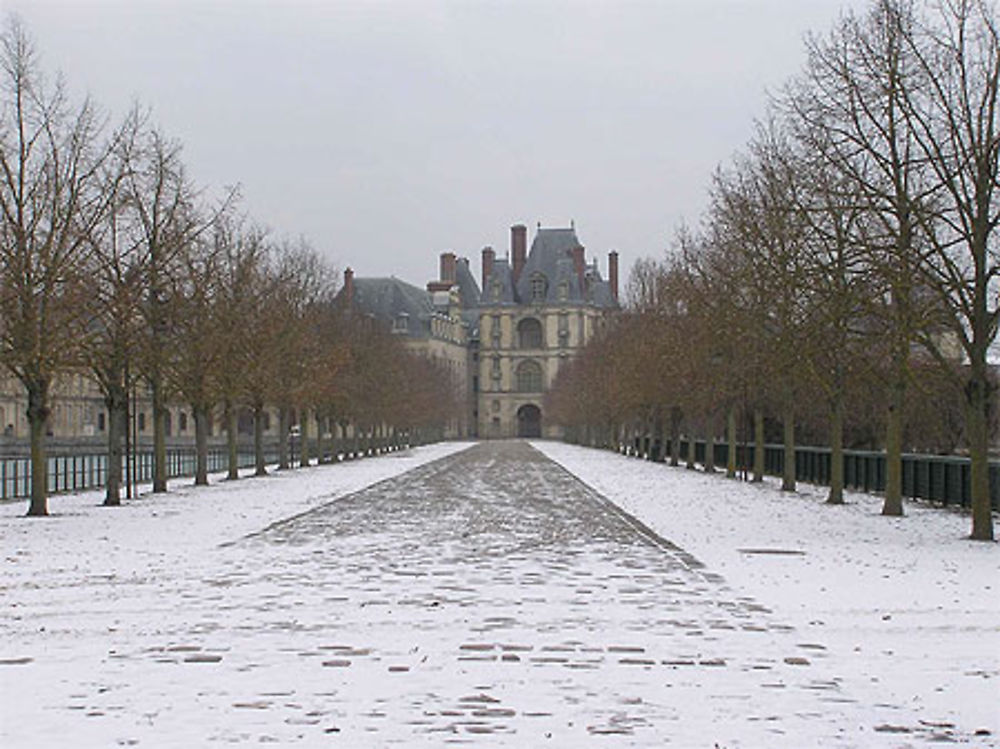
454 257 481 310
479 257 518 306
483 226 617 308
351 277 436 339
349 226 617 336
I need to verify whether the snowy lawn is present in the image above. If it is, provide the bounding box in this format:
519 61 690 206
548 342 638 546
534 440 1000 744
0 442 473 747
2 438 997 748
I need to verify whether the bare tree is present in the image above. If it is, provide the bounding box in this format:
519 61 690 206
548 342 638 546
783 0 937 515
789 133 876 504
901 0 999 541
168 212 233 486
81 125 144 506
119 115 235 493
0 16 114 515
119 121 195 494
213 221 269 480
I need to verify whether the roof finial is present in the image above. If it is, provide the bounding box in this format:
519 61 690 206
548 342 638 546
537 221 541 230
571 218 575 229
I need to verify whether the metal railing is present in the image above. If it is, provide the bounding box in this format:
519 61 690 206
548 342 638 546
604 435 1000 511
1 443 284 500
0 433 432 501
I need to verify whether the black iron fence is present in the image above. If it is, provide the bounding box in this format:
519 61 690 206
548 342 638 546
0 430 438 502
1 444 285 501
600 435 1000 511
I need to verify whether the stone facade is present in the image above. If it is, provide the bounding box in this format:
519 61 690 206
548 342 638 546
477 224 618 438
2 225 618 446
345 223 619 439
0 371 280 445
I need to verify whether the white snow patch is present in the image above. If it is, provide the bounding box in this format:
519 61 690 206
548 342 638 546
0 443 474 748
533 440 1000 744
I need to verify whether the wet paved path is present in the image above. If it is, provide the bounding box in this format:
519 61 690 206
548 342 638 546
206 441 852 745
9 441 872 746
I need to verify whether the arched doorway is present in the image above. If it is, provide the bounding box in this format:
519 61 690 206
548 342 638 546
517 404 542 438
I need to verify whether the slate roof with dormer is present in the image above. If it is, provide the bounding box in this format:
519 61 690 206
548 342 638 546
479 257 517 306
346 226 616 338
454 257 482 311
350 277 437 339
482 226 617 308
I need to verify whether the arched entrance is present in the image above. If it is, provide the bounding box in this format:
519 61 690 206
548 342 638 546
516 404 542 438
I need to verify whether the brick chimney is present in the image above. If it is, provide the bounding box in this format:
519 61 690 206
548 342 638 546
608 250 619 304
511 224 527 283
439 251 457 283
571 246 586 288
481 246 495 290
343 267 355 306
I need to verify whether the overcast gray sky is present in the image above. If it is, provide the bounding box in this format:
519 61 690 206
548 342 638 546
6 0 866 291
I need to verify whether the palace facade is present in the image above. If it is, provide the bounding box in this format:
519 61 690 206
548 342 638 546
344 222 620 438
1 222 619 445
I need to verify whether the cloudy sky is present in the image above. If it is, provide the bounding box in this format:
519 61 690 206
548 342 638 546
6 0 867 292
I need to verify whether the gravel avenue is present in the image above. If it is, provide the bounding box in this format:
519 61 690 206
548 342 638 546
1 441 996 747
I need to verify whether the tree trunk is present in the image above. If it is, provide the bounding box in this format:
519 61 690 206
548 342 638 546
151 378 168 493
316 412 328 463
781 403 796 492
966 361 995 541
704 414 716 473
827 393 845 504
253 403 267 476
686 429 696 470
338 422 349 460
104 383 126 506
193 403 209 486
300 408 310 467
277 406 289 470
881 378 905 516
753 407 765 482
226 402 239 480
25 379 50 517
669 407 681 467
726 406 737 479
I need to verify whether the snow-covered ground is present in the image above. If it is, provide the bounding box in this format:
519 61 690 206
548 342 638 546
0 443 473 748
535 440 1000 745
1 438 997 748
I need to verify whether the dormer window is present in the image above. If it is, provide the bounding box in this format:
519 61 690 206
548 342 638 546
530 273 547 303
393 312 409 333
491 280 503 302
557 280 569 302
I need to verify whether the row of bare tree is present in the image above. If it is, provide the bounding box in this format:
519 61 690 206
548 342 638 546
0 17 460 516
549 0 998 541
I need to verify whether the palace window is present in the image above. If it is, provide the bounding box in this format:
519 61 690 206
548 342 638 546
517 317 543 349
516 360 543 392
